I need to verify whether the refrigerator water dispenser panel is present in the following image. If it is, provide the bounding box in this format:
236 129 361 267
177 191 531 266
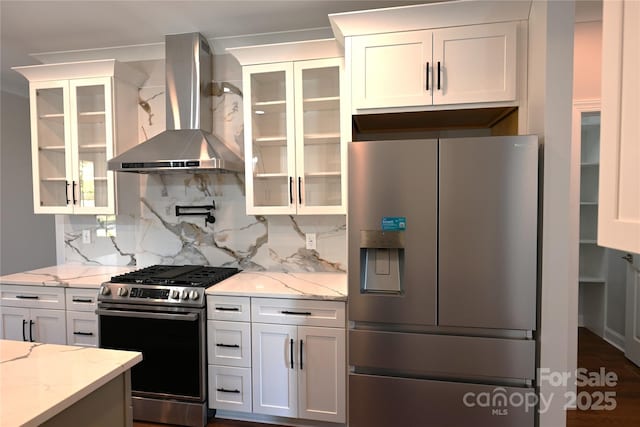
360 230 404 294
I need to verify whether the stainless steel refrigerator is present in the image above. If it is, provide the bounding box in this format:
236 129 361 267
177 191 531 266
348 136 539 426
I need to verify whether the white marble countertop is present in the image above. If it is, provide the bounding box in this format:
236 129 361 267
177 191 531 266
0 340 141 427
206 271 348 300
0 264 134 288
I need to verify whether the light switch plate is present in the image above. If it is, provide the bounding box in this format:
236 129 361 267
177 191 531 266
82 229 91 244
305 233 317 250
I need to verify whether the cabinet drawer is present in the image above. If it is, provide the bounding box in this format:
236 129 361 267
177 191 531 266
207 320 251 367
66 311 98 347
208 365 252 413
207 296 250 321
0 285 65 309
65 288 98 312
252 298 345 327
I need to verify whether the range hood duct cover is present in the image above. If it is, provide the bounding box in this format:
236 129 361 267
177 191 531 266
108 33 243 174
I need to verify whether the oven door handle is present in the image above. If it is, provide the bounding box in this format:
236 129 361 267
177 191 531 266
95 308 198 321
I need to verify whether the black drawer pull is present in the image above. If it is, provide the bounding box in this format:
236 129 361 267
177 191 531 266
216 343 240 348
281 310 311 316
217 388 240 394
72 298 93 303
73 331 94 336
16 295 39 300
216 307 240 312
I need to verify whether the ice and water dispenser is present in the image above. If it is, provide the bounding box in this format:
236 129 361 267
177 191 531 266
359 230 404 294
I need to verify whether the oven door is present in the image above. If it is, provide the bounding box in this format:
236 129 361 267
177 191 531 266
97 303 206 401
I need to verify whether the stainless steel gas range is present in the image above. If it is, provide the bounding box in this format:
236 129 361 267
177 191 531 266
97 265 239 427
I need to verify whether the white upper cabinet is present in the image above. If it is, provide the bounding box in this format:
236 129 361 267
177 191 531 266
229 40 347 216
598 0 640 254
350 22 517 111
14 60 145 215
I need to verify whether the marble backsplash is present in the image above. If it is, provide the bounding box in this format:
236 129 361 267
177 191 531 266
62 56 346 272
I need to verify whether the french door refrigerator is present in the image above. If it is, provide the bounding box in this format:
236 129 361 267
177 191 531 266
348 136 538 427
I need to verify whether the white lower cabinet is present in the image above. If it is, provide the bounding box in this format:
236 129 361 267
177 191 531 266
1 306 66 343
207 296 253 414
0 285 66 344
65 288 99 347
207 296 346 423
252 323 346 423
251 299 346 423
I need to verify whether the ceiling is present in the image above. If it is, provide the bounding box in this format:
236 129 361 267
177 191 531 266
0 0 429 95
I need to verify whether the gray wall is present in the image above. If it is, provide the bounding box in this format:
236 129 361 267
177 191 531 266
0 90 57 274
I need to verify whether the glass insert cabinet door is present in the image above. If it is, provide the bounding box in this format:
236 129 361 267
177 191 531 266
30 78 114 214
244 58 345 215
244 63 296 214
70 78 114 213
31 81 72 212
294 58 345 214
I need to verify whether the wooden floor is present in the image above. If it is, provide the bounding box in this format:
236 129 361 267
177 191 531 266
566 327 640 427
135 327 640 427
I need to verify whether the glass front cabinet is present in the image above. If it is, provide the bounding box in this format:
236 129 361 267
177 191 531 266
14 60 145 214
242 56 347 215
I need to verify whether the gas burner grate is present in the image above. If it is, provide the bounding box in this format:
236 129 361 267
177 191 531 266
110 265 239 287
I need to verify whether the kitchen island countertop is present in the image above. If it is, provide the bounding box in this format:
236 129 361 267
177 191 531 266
0 264 134 288
206 271 347 300
0 339 141 427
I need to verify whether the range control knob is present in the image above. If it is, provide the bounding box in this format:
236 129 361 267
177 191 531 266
181 290 189 300
117 287 128 297
171 289 180 299
100 286 111 296
189 290 200 300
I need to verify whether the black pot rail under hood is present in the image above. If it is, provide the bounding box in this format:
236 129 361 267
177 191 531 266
107 33 243 174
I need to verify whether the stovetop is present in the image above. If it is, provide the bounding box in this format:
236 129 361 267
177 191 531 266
109 265 239 287
99 265 240 307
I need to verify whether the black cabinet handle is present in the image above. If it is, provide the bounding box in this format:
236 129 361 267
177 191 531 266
29 320 34 342
16 295 39 300
22 319 27 341
216 343 240 348
289 177 294 204
72 298 93 303
298 177 302 205
216 306 239 312
65 180 71 204
426 62 430 91
216 388 241 394
290 338 294 369
300 339 304 370
281 310 312 316
73 331 94 336
72 181 78 205
437 61 441 90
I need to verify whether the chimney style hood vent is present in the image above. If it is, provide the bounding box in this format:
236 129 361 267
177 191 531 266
108 33 243 174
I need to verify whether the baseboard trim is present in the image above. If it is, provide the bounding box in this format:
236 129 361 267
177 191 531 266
604 327 625 352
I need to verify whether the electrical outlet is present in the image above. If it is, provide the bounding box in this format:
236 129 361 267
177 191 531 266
305 233 317 250
82 229 91 244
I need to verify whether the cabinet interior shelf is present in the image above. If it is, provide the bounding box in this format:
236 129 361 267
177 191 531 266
40 176 108 182
579 276 606 284
579 239 598 244
255 136 287 146
580 201 598 206
255 173 287 179
306 171 341 177
39 113 64 120
77 111 106 124
304 133 341 144
78 144 107 152
39 145 66 152
253 100 285 114
581 162 599 167
303 96 340 110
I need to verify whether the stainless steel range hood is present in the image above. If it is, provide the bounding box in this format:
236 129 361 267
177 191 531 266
108 33 243 174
